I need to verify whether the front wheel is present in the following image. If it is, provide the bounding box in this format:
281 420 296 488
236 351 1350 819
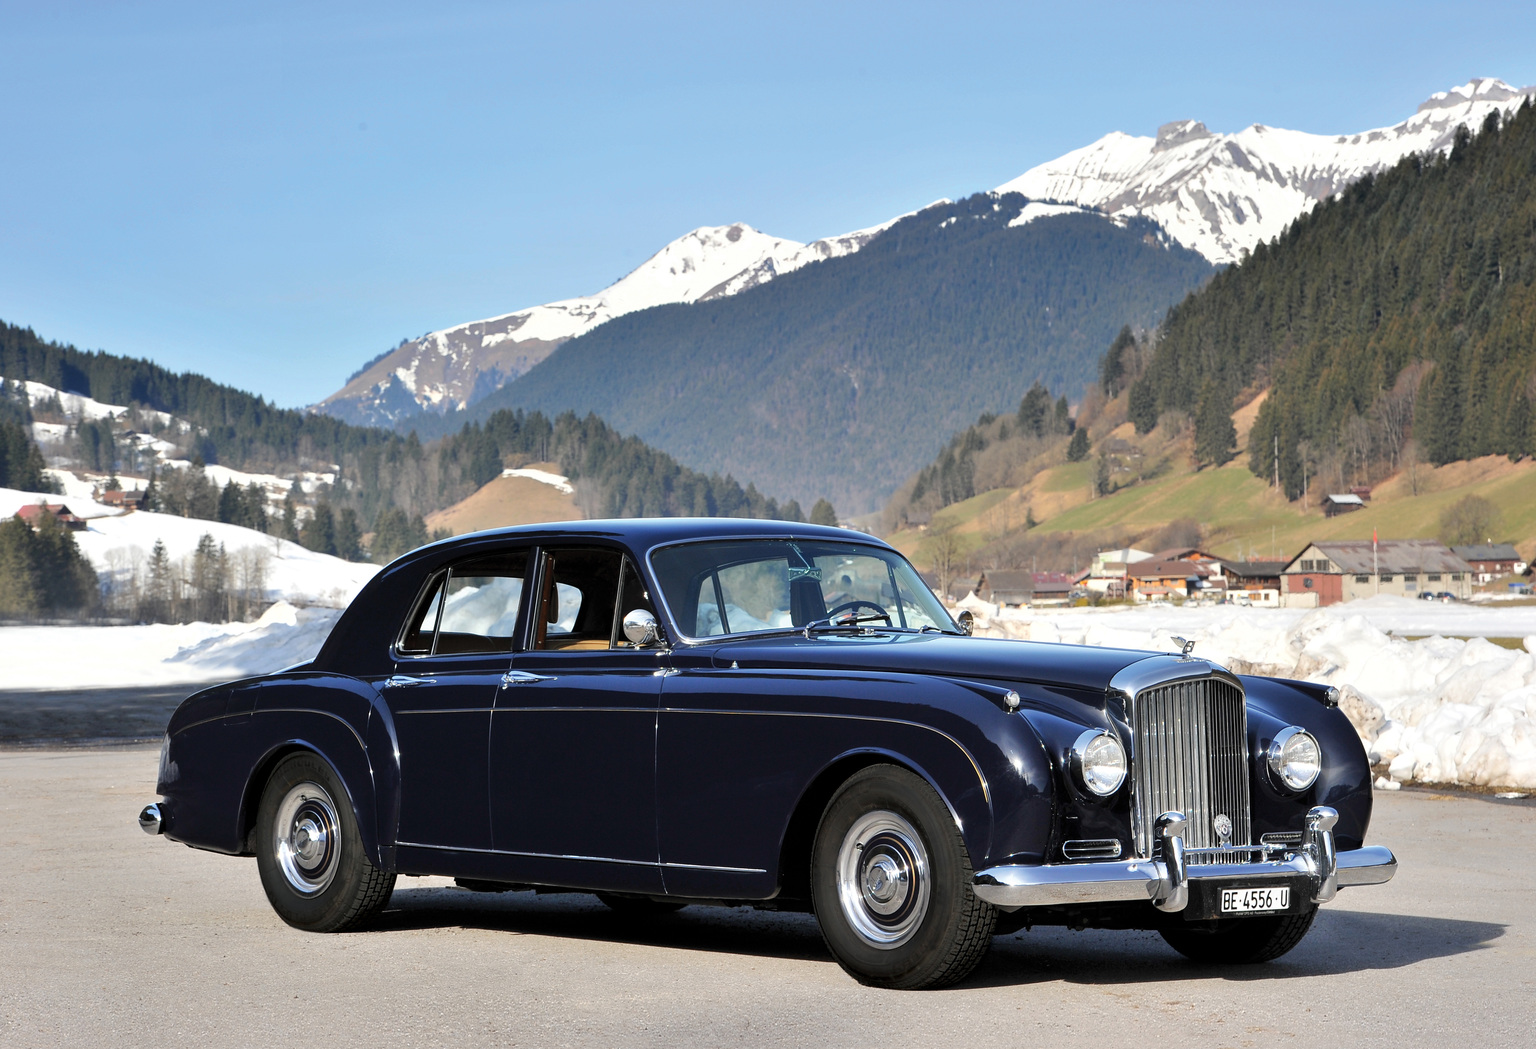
811 765 995 989
1159 907 1318 964
254 753 396 932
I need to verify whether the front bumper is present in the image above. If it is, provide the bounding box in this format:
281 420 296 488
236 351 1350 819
974 806 1397 913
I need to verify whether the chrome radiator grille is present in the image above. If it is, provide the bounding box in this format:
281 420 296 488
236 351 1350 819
1129 676 1251 862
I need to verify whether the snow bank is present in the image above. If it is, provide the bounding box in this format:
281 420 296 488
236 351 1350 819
0 602 341 690
967 597 1536 790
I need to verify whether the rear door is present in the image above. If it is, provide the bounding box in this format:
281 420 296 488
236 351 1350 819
387 549 530 853
489 547 664 892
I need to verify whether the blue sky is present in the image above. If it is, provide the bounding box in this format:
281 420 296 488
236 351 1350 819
3 1 1534 408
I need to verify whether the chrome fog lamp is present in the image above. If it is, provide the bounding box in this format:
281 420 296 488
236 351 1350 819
1268 726 1322 791
1071 729 1127 796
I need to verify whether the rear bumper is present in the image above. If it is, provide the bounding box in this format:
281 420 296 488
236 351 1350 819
974 805 1396 913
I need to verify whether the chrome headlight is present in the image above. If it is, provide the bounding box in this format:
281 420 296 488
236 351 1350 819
1268 726 1321 791
1071 729 1127 796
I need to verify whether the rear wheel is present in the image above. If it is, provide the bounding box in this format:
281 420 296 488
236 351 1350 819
1159 907 1318 964
811 765 995 989
255 753 395 932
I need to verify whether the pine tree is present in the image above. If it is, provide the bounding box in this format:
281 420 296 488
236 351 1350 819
146 539 173 622
1066 428 1090 462
334 508 362 561
809 499 838 527
1128 378 1158 435
301 502 337 556
1193 384 1237 467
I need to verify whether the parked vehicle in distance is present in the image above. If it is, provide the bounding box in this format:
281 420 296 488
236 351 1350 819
139 519 1397 988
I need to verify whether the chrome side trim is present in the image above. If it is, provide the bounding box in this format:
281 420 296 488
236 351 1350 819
394 840 765 874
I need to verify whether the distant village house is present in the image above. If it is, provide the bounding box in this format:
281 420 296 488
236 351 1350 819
15 503 86 531
100 488 147 511
1449 544 1527 583
1281 539 1472 605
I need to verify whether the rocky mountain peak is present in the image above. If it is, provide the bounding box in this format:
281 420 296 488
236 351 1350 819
1154 119 1213 151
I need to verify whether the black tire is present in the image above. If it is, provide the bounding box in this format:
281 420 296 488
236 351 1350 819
811 764 995 989
254 753 396 932
595 893 687 915
1159 907 1318 964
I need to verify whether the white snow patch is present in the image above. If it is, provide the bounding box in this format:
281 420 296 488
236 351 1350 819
500 468 574 494
1008 201 1091 227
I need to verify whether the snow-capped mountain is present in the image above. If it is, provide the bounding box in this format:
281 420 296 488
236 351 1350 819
316 217 903 426
998 78 1536 265
317 78 1534 428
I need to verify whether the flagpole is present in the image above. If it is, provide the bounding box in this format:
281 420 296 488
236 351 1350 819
1373 527 1379 596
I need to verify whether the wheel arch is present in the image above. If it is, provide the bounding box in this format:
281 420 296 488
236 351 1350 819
237 738 381 867
775 748 969 905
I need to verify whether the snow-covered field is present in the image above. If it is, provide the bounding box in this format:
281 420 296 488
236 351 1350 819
1 486 377 608
0 601 342 690
1 485 376 690
961 595 1536 790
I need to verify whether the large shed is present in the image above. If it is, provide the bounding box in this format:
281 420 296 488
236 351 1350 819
1281 540 1472 605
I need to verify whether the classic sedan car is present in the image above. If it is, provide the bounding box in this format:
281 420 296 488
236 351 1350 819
139 519 1396 988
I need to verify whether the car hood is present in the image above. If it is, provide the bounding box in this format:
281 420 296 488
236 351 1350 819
698 631 1165 692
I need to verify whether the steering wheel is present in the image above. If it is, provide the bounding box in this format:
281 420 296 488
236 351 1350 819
828 599 892 625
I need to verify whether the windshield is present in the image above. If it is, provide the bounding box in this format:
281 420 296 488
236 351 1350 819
649 539 955 638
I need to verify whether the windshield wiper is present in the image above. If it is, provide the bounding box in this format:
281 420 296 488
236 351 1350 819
803 610 893 638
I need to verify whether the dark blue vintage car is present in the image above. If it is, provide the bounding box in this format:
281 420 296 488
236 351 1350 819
139 519 1396 988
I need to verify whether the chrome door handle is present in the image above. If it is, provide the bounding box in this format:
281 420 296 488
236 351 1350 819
501 670 557 686
384 674 437 688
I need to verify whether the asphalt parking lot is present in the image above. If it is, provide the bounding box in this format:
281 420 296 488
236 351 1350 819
1 747 1530 1049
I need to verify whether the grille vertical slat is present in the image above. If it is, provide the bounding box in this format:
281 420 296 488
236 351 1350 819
1130 676 1251 861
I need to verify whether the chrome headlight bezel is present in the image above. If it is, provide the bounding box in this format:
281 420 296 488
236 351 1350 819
1070 729 1127 797
1267 726 1322 792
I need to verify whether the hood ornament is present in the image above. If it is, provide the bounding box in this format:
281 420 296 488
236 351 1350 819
1171 636 1196 659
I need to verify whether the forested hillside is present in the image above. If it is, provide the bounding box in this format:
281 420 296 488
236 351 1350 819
0 322 821 557
442 193 1215 511
1128 101 1536 498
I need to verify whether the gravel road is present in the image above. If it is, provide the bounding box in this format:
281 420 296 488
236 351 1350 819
1 747 1530 1048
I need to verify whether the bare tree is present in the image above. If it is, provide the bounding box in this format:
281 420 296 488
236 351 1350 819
1401 439 1424 497
929 528 963 600
1342 413 1373 485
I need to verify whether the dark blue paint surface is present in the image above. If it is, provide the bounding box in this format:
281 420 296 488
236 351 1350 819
153 519 1375 903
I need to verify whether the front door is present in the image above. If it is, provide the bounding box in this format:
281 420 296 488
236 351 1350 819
489 547 664 892
388 548 530 853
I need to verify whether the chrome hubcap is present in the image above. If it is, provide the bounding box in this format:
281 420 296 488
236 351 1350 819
274 782 340 896
836 810 930 949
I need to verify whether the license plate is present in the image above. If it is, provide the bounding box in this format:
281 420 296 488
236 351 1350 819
1220 886 1290 913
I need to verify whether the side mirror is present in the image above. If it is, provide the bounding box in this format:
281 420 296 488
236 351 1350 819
623 609 660 647
955 609 975 636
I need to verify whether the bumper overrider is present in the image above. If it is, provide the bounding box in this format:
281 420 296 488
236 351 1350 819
973 806 1397 913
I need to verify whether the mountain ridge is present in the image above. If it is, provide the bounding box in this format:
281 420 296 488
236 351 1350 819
314 78 1536 434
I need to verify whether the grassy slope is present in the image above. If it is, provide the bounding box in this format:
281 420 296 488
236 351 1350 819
890 449 1536 568
424 465 582 535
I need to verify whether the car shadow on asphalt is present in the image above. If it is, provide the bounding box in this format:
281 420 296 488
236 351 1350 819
374 885 834 963
964 909 1506 988
374 887 1502 986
